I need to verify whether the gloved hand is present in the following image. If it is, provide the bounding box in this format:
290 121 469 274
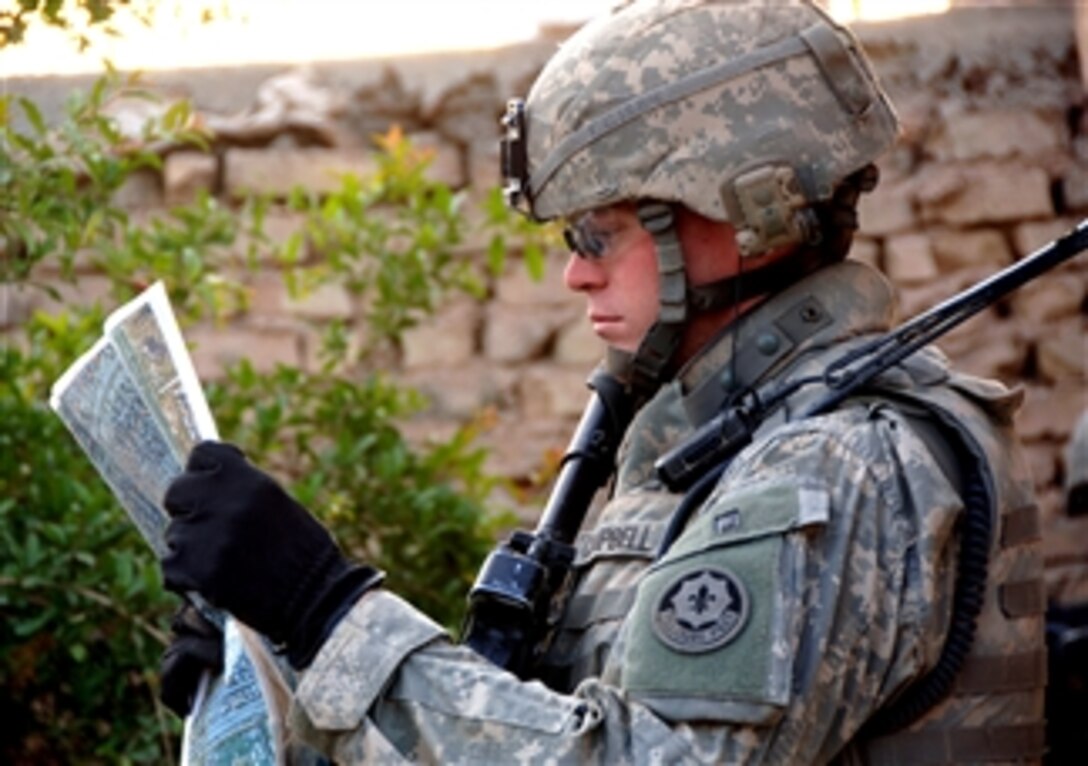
160 602 223 717
162 441 383 668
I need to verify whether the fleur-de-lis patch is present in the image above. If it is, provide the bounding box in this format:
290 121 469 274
652 566 749 653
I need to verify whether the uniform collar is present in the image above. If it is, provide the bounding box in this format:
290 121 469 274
677 261 897 426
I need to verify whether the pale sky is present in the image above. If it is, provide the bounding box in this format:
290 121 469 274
1 0 951 77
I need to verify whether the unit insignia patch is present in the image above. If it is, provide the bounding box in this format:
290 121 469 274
652 566 749 654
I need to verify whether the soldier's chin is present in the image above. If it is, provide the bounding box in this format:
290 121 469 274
593 323 638 352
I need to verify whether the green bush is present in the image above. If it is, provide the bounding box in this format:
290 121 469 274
1 74 538 763
1 317 177 763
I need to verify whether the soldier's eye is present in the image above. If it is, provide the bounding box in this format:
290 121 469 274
563 217 615 260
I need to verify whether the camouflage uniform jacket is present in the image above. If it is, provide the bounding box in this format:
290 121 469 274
287 261 1045 764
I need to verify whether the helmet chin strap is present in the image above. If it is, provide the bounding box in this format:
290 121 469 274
606 200 835 403
614 201 689 401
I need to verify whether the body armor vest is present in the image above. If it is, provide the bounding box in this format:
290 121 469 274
538 352 1046 764
842 372 1046 765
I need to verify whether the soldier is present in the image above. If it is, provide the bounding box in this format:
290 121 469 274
160 1 1048 762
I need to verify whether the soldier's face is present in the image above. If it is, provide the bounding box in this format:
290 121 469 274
562 204 660 352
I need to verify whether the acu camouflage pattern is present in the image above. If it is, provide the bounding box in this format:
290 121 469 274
842 367 1047 764
517 0 899 224
286 261 1044 764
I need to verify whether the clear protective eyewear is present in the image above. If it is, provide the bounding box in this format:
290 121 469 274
562 208 641 261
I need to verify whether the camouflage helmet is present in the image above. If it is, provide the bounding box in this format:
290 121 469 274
503 0 899 256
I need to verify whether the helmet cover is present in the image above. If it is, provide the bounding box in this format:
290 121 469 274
509 0 900 233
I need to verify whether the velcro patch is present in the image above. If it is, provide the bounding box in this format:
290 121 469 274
620 480 830 725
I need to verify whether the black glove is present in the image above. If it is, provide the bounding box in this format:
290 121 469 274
162 441 383 668
160 602 224 718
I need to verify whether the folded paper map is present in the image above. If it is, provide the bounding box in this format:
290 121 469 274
50 282 286 766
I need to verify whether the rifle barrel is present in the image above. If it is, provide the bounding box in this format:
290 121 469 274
820 218 1088 405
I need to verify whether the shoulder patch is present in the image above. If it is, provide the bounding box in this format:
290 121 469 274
620 478 827 724
652 566 749 654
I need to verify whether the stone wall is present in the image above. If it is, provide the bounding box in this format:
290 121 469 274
8 6 1087 601
848 7 1088 603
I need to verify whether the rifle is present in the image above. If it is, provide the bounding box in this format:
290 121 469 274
461 369 633 675
462 218 1088 676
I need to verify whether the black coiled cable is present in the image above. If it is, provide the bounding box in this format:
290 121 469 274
860 455 993 737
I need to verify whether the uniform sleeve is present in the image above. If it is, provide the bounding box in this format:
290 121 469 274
288 405 962 764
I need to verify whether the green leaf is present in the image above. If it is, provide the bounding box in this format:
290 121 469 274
523 241 546 281
14 606 55 637
17 97 46 136
487 235 507 276
161 99 191 132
